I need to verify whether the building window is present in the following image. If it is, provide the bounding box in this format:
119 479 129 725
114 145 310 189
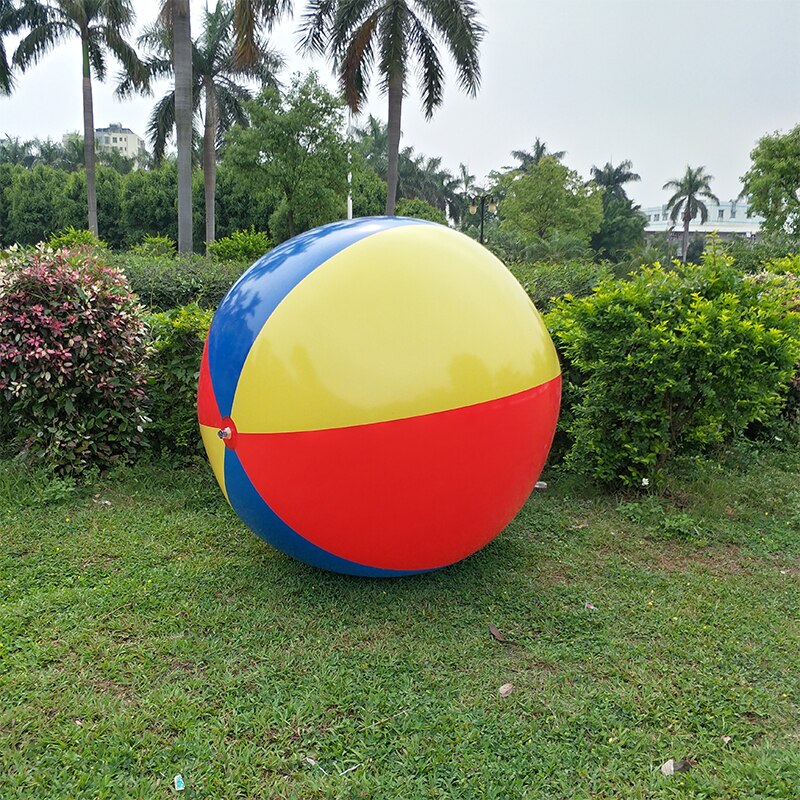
653 214 660 222
718 209 724 220
730 208 736 219
647 215 652 222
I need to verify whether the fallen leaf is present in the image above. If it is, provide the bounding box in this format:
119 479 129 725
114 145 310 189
499 682 514 698
488 624 510 643
721 735 732 745
661 758 693 776
573 521 589 530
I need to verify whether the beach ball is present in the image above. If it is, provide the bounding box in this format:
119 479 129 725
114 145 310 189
198 217 560 576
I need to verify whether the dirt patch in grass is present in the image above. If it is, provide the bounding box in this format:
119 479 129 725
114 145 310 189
643 541 757 576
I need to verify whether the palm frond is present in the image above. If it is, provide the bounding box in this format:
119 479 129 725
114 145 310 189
340 10 379 111
417 0 483 95
298 0 336 54
233 0 292 66
147 89 177 163
409 13 442 118
13 19 75 69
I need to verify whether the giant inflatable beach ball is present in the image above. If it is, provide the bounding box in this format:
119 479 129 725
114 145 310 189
198 217 560 576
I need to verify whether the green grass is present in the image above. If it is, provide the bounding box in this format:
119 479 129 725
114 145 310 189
1 445 799 799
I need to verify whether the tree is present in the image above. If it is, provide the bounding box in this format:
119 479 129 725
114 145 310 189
160 0 194 253
1 0 22 94
123 3 281 248
498 156 603 250
354 114 389 178
223 73 347 241
13 0 142 237
396 196 446 224
302 0 484 215
741 125 800 237
0 135 36 167
120 161 180 244
588 160 645 262
591 193 647 262
507 138 565 173
589 159 640 201
5 164 70 244
663 165 719 262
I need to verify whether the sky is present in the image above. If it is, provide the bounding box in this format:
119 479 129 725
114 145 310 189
1 0 798 207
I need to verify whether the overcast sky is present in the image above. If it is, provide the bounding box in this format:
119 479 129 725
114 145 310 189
1 0 798 206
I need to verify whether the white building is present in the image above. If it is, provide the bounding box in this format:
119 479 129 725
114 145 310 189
94 123 148 164
643 198 762 237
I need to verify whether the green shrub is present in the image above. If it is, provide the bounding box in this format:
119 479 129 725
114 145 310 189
48 226 107 251
509 260 614 314
0 246 148 474
116 254 248 311
128 234 176 258
396 197 448 225
764 254 800 275
547 243 800 487
146 304 212 457
207 225 271 263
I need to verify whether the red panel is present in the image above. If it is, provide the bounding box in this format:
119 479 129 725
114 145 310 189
234 377 561 571
197 338 223 427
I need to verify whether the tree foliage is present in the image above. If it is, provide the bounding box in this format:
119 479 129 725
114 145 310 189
301 0 484 214
498 157 603 249
741 125 800 237
223 73 346 241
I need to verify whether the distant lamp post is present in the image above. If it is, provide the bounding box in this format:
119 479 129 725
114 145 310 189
469 195 497 245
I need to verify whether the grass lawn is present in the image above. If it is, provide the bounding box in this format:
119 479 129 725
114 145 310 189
1 443 799 799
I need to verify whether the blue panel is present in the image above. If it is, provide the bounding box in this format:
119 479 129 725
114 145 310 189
223 448 427 577
207 217 431 418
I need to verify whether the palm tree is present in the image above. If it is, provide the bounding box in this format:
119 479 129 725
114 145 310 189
156 0 193 253
13 0 142 236
590 159 640 201
0 135 36 166
354 114 389 178
1 0 21 94
121 2 281 247
508 138 565 173
232 0 290 65
663 165 719 262
302 0 484 215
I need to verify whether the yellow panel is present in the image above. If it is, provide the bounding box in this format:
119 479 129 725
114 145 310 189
200 424 229 503
232 225 560 433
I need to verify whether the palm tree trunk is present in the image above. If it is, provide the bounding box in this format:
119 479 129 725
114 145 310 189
681 211 690 262
174 0 193 254
81 36 98 236
203 81 217 249
384 71 403 215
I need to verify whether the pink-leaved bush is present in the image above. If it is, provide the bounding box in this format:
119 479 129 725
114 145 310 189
0 246 148 473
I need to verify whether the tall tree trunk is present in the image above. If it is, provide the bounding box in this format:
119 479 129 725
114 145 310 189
203 80 216 249
174 0 193 254
81 36 98 236
681 210 690 262
384 71 403 215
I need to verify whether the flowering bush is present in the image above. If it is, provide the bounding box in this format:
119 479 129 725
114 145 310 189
0 246 149 473
547 244 800 487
